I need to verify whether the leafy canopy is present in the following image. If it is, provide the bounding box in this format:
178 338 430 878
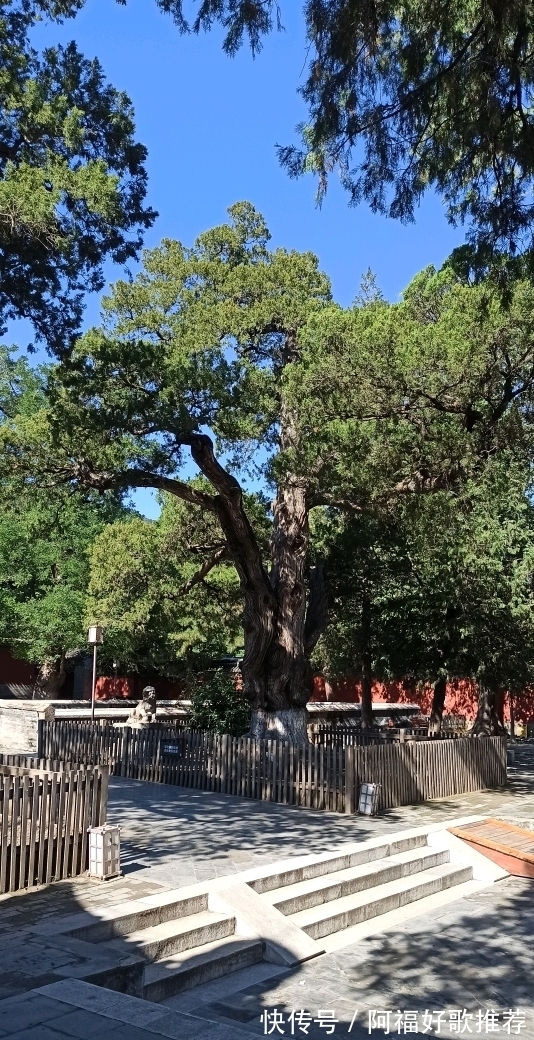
0 347 261 678
0 348 125 668
288 266 534 508
7 211 534 550
164 1 534 272
0 0 155 350
35 202 330 492
86 489 269 675
314 460 534 697
6 208 534 706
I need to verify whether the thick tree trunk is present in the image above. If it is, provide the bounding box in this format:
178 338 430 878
470 682 507 736
186 431 328 743
360 591 373 729
429 675 447 735
250 709 309 742
246 483 324 741
266 484 312 703
33 653 66 699
429 610 455 734
184 337 329 744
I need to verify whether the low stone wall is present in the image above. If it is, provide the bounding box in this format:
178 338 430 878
0 701 55 753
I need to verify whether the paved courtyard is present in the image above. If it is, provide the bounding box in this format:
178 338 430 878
106 742 534 889
0 744 532 1040
160 873 534 1039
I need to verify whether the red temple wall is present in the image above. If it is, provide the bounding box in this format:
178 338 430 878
310 675 534 723
0 647 36 685
94 675 186 700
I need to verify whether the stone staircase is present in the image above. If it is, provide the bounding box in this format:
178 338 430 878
61 824 494 1001
255 838 475 950
69 891 264 1001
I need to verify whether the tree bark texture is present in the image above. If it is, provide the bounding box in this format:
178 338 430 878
429 675 447 735
33 653 66 699
250 708 309 743
183 430 327 742
470 682 507 736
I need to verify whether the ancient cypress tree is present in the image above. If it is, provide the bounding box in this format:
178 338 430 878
6 218 534 738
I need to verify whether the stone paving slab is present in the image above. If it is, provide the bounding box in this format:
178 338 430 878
0 744 530 933
106 744 534 891
0 875 166 934
0 744 532 1037
0 981 260 1040
161 876 534 1039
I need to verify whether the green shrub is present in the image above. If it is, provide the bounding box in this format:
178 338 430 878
188 668 251 736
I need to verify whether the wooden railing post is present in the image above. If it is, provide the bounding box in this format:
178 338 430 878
221 734 228 794
344 746 355 814
38 719 44 758
97 765 109 825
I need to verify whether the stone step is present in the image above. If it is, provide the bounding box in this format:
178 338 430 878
290 862 473 939
142 936 265 1002
106 911 237 962
320 878 486 952
248 833 429 894
265 847 450 915
69 892 209 944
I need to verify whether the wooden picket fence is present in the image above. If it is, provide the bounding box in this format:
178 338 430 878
348 736 507 811
0 755 108 893
309 726 382 748
40 722 347 812
38 720 506 815
310 725 462 747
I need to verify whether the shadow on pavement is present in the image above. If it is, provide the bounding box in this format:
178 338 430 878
165 877 534 1039
0 744 532 1038
105 743 534 886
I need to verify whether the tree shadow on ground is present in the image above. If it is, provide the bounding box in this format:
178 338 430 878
0 748 532 1039
103 744 534 884
173 877 534 1039
0 864 533 1039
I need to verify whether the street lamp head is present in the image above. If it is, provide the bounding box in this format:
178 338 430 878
88 625 104 645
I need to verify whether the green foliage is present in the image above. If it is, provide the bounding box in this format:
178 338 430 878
0 475 123 668
26 202 330 491
311 506 414 683
86 490 256 675
7 208 534 711
39 213 534 527
156 0 280 55
289 268 534 507
0 0 154 350
188 668 251 735
169 2 534 270
315 460 534 697
0 348 126 670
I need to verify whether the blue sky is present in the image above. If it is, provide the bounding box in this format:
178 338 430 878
26 0 463 515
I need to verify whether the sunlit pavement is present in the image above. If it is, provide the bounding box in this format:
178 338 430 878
0 744 532 1039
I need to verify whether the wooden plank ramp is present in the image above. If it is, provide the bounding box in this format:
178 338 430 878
449 818 534 879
